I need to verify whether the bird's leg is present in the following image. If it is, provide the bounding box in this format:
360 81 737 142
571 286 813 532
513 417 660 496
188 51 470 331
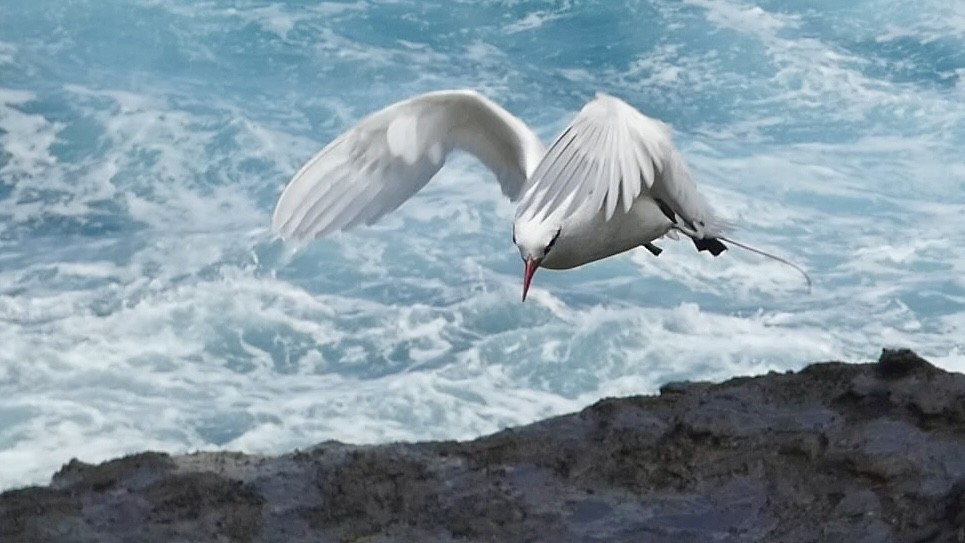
643 243 663 256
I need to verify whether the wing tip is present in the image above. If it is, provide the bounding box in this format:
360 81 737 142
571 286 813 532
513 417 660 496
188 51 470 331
590 91 625 108
270 182 300 240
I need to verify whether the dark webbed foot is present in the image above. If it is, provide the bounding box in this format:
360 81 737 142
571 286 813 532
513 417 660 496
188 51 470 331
643 243 663 256
692 237 727 256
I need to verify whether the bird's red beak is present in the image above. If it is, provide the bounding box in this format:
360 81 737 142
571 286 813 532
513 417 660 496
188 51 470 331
522 257 539 302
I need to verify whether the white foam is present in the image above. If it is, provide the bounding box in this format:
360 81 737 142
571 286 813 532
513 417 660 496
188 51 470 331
684 0 798 36
504 11 565 34
0 89 62 189
0 42 15 66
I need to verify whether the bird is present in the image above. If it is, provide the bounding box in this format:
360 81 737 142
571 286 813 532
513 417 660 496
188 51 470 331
271 89 811 301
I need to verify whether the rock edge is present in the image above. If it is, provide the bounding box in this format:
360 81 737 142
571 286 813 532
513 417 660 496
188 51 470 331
2 348 964 542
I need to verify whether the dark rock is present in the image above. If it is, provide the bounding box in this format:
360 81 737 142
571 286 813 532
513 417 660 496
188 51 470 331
2 347 963 542
51 452 176 492
0 487 82 542
876 348 938 379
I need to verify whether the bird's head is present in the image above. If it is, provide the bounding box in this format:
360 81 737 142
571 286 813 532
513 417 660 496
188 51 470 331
513 221 562 302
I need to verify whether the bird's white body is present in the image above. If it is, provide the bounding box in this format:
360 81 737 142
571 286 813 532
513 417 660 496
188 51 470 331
507 92 728 271
533 197 671 270
271 89 807 298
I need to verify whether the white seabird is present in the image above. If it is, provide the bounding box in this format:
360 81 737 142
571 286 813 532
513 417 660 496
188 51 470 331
272 89 810 300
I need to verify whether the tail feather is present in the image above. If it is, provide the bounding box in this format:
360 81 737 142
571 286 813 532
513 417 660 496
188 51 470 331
718 235 812 292
672 224 812 291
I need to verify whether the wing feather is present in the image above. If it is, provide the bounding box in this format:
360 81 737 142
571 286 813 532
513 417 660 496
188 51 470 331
516 92 725 236
272 90 545 241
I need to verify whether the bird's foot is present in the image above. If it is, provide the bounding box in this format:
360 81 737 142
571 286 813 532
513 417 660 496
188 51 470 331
692 237 727 256
643 243 663 256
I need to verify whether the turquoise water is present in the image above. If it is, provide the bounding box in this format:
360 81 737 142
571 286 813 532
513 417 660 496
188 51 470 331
0 0 962 488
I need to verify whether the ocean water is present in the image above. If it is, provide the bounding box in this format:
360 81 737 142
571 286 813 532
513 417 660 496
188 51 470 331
0 0 962 490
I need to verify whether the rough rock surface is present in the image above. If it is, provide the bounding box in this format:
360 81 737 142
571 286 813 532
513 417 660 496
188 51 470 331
2 348 964 542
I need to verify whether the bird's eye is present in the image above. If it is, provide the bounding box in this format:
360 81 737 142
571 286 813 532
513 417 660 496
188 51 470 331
545 228 562 252
512 225 516 244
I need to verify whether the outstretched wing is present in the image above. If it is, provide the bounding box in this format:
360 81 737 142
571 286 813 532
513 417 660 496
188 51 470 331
515 92 723 236
272 89 545 241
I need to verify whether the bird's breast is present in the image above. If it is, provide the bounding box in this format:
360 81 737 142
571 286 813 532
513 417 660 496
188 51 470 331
540 197 673 270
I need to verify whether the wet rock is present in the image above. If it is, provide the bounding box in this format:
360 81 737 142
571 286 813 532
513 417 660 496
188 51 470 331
2 347 963 542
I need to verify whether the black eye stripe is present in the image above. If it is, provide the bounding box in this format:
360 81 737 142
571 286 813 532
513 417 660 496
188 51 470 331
546 229 562 251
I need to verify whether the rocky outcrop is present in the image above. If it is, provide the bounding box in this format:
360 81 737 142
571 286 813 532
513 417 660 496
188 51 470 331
2 348 964 542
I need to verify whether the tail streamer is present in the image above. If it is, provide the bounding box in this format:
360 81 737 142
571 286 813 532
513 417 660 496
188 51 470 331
719 235 813 292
